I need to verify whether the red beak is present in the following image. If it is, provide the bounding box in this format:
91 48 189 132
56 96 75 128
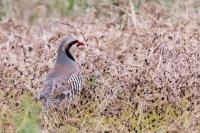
77 41 85 47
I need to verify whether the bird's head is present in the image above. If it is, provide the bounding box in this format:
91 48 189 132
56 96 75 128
58 35 85 61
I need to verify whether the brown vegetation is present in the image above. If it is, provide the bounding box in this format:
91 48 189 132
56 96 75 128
1 0 200 132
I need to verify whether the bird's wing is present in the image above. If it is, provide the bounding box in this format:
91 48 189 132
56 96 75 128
49 72 83 100
39 72 83 106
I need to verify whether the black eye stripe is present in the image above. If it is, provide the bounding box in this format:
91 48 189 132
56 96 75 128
67 40 78 49
69 40 78 46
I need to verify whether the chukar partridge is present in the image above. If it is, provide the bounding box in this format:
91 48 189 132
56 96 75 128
39 36 84 107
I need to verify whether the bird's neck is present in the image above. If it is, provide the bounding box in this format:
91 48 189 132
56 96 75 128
55 54 79 73
57 42 75 62
56 51 75 65
65 49 75 61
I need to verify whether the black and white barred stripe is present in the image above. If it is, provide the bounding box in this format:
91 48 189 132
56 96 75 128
64 72 83 100
40 72 83 105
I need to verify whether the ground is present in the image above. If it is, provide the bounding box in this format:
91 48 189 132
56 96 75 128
0 0 200 133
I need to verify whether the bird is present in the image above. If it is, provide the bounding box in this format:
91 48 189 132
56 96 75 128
38 35 85 107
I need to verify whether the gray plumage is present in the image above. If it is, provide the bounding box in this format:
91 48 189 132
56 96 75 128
39 36 84 107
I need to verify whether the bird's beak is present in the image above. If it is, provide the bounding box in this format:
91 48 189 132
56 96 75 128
77 41 85 51
77 41 85 47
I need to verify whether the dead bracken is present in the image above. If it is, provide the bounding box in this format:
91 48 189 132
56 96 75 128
1 1 200 132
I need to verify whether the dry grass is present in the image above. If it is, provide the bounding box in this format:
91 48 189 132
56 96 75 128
1 0 200 132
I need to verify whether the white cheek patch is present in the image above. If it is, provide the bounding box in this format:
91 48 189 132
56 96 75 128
69 45 77 57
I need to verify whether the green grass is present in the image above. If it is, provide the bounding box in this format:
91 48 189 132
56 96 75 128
0 91 42 133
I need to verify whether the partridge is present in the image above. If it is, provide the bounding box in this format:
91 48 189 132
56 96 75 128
39 35 84 107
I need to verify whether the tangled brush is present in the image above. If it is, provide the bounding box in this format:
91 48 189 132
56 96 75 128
1 1 200 132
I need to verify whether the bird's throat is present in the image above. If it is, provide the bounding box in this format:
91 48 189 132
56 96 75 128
65 49 75 61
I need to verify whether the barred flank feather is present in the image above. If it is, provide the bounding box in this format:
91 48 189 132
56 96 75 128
39 72 83 107
64 72 83 100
